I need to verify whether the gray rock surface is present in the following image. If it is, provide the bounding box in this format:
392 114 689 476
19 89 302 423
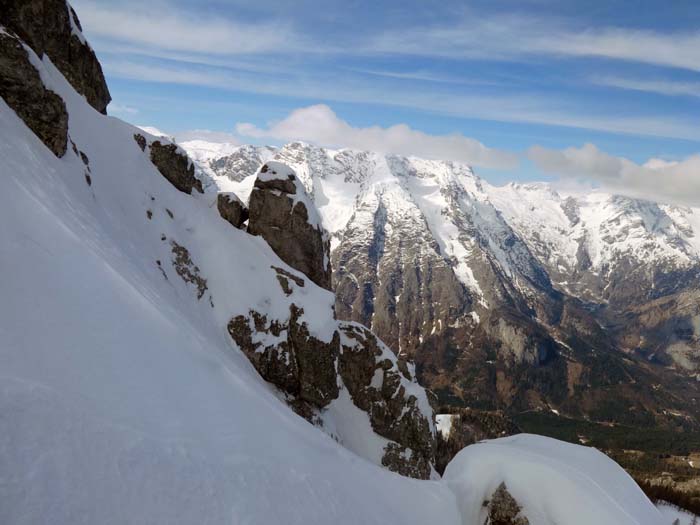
134 134 204 195
0 0 111 113
217 192 248 229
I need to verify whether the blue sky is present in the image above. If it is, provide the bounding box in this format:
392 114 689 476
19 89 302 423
72 0 700 202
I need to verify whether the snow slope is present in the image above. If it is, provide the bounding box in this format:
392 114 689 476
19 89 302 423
0 52 455 524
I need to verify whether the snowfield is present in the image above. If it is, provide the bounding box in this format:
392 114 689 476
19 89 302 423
0 41 669 525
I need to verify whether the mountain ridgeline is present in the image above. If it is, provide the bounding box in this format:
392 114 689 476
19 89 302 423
186 140 700 435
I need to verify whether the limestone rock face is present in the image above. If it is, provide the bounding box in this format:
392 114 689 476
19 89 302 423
217 192 248 229
484 483 529 525
248 162 332 290
134 134 204 195
0 31 68 156
0 0 111 113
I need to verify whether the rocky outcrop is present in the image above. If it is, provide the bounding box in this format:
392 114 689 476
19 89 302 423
484 483 529 525
229 178 436 477
0 30 68 156
228 305 340 410
0 0 111 113
248 162 331 290
134 134 204 195
228 306 437 478
339 322 435 479
217 192 248 229
187 142 700 440
170 240 208 300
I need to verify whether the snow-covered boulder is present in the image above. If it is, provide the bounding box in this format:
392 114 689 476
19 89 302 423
443 434 664 525
248 161 332 290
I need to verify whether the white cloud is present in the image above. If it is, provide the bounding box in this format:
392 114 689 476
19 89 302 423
554 28 700 72
528 143 700 206
236 104 518 169
105 59 700 142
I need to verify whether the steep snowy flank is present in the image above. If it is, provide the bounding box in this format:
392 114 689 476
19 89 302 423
487 183 700 302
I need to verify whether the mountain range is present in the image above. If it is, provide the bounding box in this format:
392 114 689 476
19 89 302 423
180 139 700 434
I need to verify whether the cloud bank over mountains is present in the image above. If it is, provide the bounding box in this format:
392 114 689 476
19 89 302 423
236 105 518 170
529 143 700 207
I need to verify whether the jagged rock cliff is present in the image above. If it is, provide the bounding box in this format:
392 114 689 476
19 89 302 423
0 29 68 156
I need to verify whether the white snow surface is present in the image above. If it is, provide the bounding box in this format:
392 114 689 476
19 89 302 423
0 52 665 525
657 502 699 524
178 139 240 165
436 414 455 438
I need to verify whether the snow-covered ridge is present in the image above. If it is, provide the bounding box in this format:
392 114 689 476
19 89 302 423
182 139 700 304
